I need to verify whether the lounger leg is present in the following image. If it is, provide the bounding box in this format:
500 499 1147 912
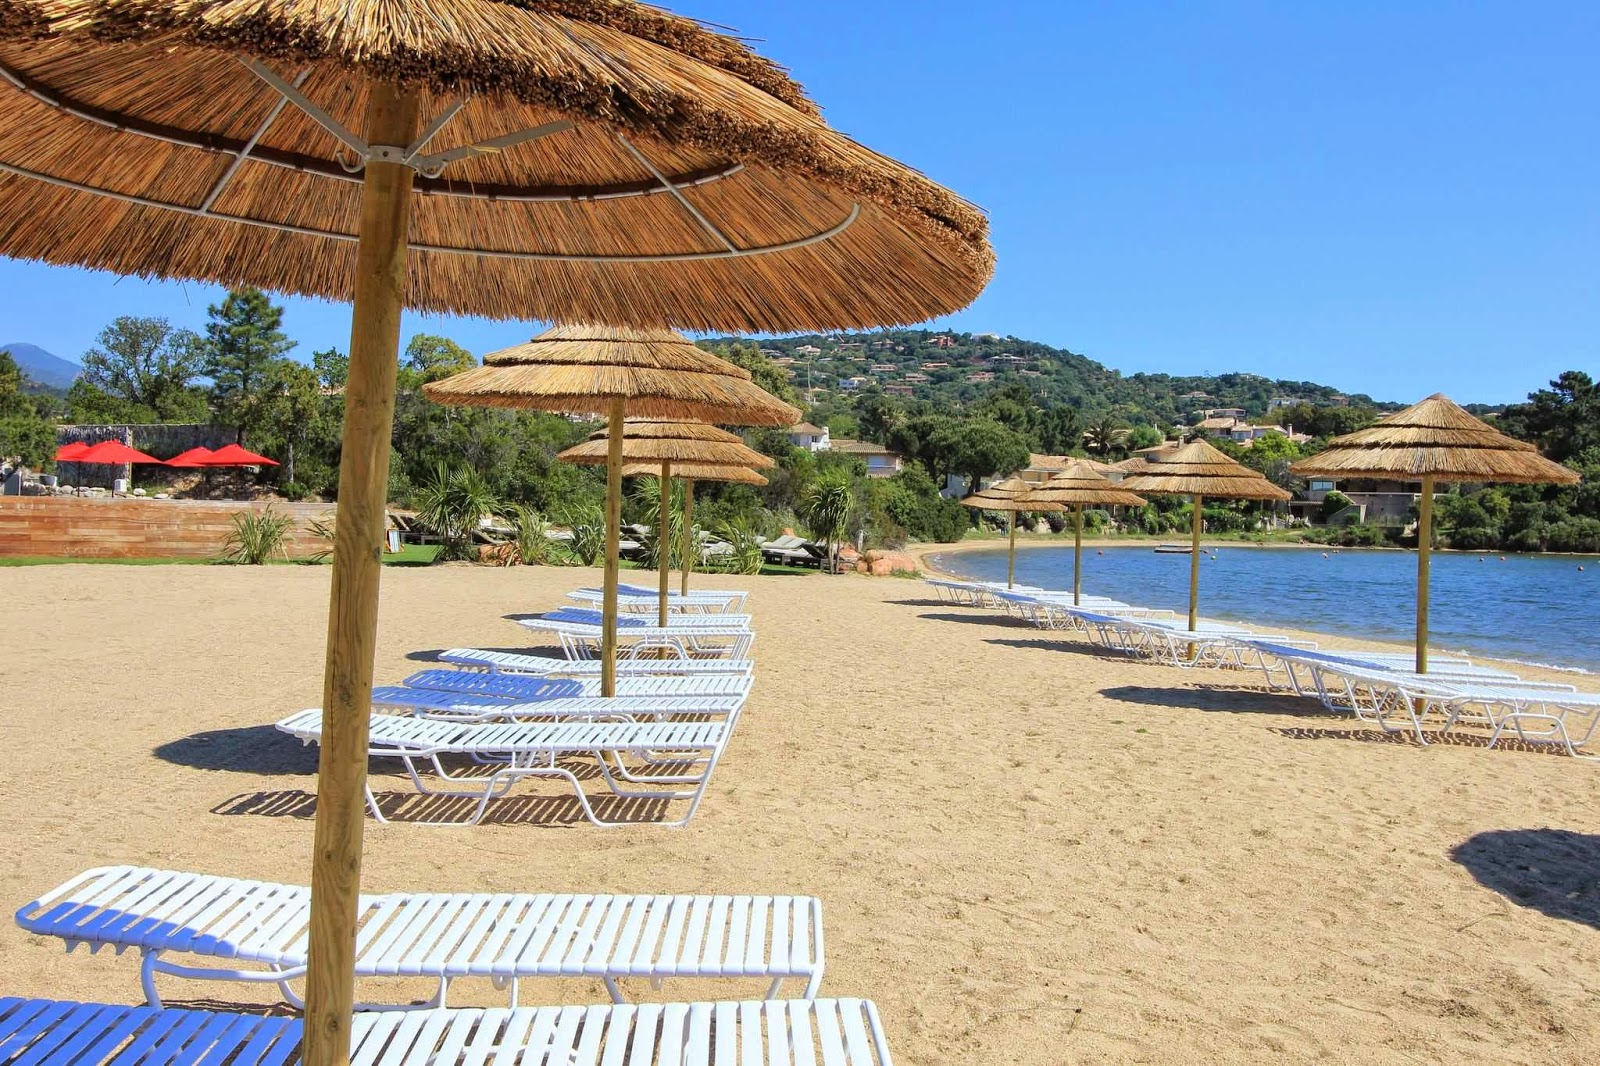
603 977 625 1003
140 950 165 1008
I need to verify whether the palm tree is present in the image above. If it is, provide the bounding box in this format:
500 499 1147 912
804 471 854 574
1083 414 1129 458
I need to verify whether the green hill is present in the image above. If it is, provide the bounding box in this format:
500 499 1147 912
704 328 1389 430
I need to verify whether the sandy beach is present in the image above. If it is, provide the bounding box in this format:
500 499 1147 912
3 562 1599 1064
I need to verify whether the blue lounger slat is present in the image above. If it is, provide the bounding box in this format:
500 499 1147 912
0 998 303 1066
541 607 647 627
401 669 583 702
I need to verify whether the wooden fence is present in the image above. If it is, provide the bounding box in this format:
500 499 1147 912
0 497 331 559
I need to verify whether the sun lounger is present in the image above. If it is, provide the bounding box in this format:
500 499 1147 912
0 996 890 1065
569 583 748 613
441 647 755 678
277 710 730 827
18 866 824 1007
1237 640 1492 696
520 618 756 661
400 668 753 704
371 684 746 725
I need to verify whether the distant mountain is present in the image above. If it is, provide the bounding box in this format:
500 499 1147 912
2 342 79 390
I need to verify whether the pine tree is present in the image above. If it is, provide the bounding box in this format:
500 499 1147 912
204 287 295 444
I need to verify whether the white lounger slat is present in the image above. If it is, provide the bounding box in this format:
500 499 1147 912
17 867 825 1009
442 648 756 678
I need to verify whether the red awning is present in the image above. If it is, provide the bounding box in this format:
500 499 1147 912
53 441 91 461
203 443 280 467
77 440 163 464
165 446 217 468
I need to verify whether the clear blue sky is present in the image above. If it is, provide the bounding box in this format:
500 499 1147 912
2 1 1594 405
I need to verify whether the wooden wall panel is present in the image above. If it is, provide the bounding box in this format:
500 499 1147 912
0 499 333 559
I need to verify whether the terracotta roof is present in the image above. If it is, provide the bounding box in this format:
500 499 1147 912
789 422 827 435
831 438 898 455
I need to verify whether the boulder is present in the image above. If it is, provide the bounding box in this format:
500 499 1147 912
861 549 918 576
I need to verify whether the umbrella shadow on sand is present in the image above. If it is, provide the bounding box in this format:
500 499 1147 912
155 726 321 776
1450 829 1600 929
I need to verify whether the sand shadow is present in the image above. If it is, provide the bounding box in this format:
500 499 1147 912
154 725 321 775
1100 685 1332 718
213 788 673 827
405 646 557 663
983 637 1123 660
884 598 949 608
1450 829 1600 928
1273 725 1574 754
917 611 1034 629
502 613 544 623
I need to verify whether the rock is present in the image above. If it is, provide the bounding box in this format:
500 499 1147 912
861 549 918 576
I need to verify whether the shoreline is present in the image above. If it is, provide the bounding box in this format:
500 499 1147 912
906 541 1593 680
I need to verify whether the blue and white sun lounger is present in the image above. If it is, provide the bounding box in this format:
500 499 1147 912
440 647 755 678
17 866 824 1008
0 995 888 1065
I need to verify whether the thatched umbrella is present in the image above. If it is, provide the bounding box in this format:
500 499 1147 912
555 418 775 626
1023 460 1146 605
1291 394 1578 672
962 475 1061 589
0 7 992 1059
622 460 769 597
1119 441 1291 630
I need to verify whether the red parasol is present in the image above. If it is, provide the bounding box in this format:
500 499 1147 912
203 444 280 467
166 447 217 468
54 442 91 462
77 440 163 465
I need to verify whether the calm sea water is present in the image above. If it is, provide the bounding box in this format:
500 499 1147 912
931 544 1600 672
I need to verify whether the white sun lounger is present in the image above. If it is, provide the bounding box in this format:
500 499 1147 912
17 866 824 1008
521 619 756 662
1238 640 1494 696
442 647 756 678
0 996 890 1065
370 686 746 725
568 584 748 614
276 710 731 828
398 668 754 705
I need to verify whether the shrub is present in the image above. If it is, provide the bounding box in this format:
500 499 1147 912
714 518 765 575
218 506 294 564
562 506 605 566
307 512 336 563
508 504 555 565
1320 490 1355 524
413 462 499 562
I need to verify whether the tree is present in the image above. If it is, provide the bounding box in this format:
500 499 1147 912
0 351 54 466
0 350 23 416
204 287 296 443
805 469 854 572
1083 414 1129 457
1499 371 1599 463
708 341 798 406
1124 424 1164 451
936 418 1032 495
402 334 476 385
78 316 207 422
1033 405 1084 455
258 358 324 487
312 348 349 391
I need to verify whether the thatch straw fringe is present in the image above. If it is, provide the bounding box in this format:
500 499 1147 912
423 324 800 426
0 3 995 328
1024 460 1146 507
560 431 772 468
1290 394 1580 486
622 460 766 485
588 418 746 444
962 475 1061 512
1119 440 1291 501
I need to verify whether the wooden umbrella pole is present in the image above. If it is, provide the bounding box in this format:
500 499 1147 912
658 460 672 629
601 400 625 698
1416 474 1433 674
1188 494 1203 632
1006 511 1016 588
305 82 417 1066
680 478 695 597
1073 504 1084 607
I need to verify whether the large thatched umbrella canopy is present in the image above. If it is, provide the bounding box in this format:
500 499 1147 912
1024 460 1146 605
1119 441 1290 630
621 460 769 597
0 6 993 1061
962 475 1060 588
1291 393 1578 672
554 417 776 624
429 327 794 661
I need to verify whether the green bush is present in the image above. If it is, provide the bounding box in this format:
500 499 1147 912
218 506 294 564
413 462 499 562
1320 490 1355 524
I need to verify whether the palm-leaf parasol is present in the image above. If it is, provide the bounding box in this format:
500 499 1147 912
554 417 775 626
962 475 1060 589
621 460 769 597
0 7 993 1058
1290 393 1578 672
1023 460 1146 605
1118 441 1290 631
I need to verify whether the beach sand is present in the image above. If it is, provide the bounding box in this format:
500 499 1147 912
3 562 1599 1064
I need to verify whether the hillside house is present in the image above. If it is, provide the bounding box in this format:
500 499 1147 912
795 344 822 356
831 439 904 478
920 362 950 371
787 422 830 451
904 373 930 384
840 376 867 391
869 363 897 373
968 371 995 384
885 383 914 396
929 334 955 349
